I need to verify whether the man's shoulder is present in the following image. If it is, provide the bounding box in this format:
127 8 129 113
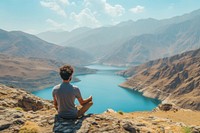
72 85 79 90
53 84 61 91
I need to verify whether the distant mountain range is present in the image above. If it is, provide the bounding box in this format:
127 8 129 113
1 9 200 72
0 29 93 65
103 15 200 65
37 9 200 66
119 48 200 110
37 27 91 45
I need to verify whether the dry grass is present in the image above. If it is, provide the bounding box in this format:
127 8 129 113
119 110 200 126
19 121 40 133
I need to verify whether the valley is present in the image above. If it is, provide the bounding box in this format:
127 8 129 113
0 7 199 113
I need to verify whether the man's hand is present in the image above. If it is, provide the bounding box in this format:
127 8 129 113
78 95 93 105
88 96 92 101
53 96 58 111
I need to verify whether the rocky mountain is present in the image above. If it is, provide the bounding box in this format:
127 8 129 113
37 18 162 58
36 9 200 66
103 11 200 66
60 18 163 58
0 54 96 92
0 29 93 65
119 48 200 110
0 84 200 133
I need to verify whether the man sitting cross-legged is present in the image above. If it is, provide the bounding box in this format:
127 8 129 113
52 65 93 119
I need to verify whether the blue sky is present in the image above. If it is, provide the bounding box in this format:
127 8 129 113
0 0 200 34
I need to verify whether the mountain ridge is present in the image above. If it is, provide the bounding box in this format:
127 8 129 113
0 54 96 92
119 48 200 110
103 14 200 66
37 27 91 44
36 9 200 66
0 29 93 66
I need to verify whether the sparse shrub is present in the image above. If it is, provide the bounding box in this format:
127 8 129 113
182 126 192 133
118 110 124 115
19 121 40 133
15 107 23 111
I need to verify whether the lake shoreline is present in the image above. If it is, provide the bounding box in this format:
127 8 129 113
119 84 161 104
33 65 160 113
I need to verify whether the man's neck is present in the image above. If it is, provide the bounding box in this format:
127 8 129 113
63 80 70 83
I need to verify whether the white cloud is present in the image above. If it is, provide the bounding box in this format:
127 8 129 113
59 0 69 5
71 2 76 6
104 1 125 17
25 29 38 34
111 19 120 25
70 8 101 28
130 5 145 14
40 0 67 17
84 0 125 17
46 18 67 29
84 0 104 8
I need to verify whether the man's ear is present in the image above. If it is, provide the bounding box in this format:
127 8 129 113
69 76 72 81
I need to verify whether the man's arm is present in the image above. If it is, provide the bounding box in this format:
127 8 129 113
53 96 58 110
78 96 92 106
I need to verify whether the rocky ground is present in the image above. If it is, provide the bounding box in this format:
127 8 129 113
0 84 200 133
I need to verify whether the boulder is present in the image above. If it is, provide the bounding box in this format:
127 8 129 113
156 103 179 112
18 96 44 111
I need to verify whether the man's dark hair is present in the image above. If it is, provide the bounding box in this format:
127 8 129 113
59 65 74 80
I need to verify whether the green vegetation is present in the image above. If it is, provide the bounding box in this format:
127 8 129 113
15 107 23 111
182 126 192 133
118 110 124 115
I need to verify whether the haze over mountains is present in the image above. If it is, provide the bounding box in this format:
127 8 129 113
37 27 91 45
0 29 93 66
0 28 96 90
2 9 199 67
37 9 200 66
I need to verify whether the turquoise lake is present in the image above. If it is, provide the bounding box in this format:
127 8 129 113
32 65 160 113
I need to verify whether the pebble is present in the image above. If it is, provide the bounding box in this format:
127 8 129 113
12 118 25 125
122 122 137 133
92 121 98 125
48 119 54 125
136 123 146 127
13 112 24 118
0 121 12 131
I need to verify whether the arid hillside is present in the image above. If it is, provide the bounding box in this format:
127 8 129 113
0 54 96 92
120 48 200 110
0 29 93 65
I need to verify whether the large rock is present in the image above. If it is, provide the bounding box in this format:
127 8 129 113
155 103 179 112
122 121 137 133
18 96 44 111
53 115 88 133
0 121 12 131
